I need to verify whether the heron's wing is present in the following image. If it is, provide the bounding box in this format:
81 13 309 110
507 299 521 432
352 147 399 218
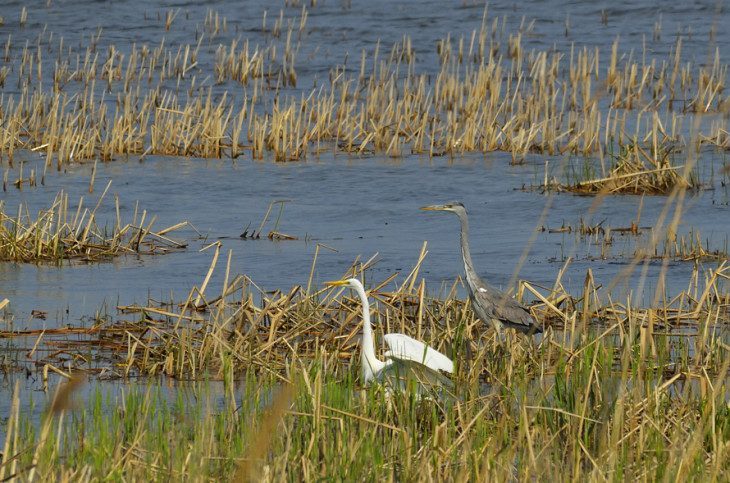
382 333 454 373
379 358 456 398
472 280 541 333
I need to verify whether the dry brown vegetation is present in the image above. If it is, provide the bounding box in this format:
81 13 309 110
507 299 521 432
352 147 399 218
0 241 727 480
543 222 728 262
0 5 728 480
547 139 700 194
0 7 727 172
0 184 187 263
2 247 726 383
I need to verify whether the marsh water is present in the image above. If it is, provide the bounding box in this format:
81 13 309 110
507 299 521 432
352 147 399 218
1 0 729 417
2 152 728 322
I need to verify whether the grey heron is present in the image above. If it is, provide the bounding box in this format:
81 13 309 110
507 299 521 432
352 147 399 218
421 202 542 334
326 278 454 395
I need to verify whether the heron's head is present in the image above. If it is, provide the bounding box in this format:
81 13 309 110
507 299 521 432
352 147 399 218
325 278 363 290
420 202 467 216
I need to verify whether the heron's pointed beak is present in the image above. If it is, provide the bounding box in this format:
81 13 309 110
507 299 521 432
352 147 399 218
420 204 449 211
325 280 349 287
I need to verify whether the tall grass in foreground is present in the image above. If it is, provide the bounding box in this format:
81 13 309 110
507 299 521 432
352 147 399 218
0 334 727 481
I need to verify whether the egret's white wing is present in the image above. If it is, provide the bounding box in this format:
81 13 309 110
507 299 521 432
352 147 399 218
382 333 454 373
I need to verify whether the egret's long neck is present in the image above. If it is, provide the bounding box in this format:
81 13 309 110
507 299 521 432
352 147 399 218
457 212 477 286
353 283 384 381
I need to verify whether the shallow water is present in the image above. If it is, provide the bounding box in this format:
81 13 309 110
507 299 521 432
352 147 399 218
1 0 729 415
2 151 727 324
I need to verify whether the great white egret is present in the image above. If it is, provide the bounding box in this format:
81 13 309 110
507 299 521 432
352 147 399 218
326 278 454 392
421 202 542 334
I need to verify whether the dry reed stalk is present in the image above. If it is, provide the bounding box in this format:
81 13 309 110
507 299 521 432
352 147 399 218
235 383 294 481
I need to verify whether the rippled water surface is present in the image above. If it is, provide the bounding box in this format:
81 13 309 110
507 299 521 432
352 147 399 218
1 152 728 322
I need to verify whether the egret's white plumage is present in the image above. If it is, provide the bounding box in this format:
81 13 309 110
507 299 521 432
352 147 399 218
327 278 454 385
382 334 454 374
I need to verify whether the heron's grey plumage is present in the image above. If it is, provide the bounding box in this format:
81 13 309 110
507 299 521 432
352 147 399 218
424 202 542 334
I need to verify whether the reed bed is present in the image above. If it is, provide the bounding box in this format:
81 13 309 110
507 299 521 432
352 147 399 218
0 7 728 169
0 257 728 480
551 140 700 195
0 186 187 263
3 249 727 383
544 223 729 263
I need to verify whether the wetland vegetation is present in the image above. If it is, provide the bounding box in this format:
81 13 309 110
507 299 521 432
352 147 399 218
0 0 728 481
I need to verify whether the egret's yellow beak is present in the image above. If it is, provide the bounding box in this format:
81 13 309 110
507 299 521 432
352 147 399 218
325 280 349 287
420 204 449 211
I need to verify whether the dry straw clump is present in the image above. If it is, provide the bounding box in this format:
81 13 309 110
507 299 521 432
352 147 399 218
0 186 186 263
558 140 699 194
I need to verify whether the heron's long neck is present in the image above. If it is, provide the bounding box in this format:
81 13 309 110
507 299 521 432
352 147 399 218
457 212 477 286
353 283 384 381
